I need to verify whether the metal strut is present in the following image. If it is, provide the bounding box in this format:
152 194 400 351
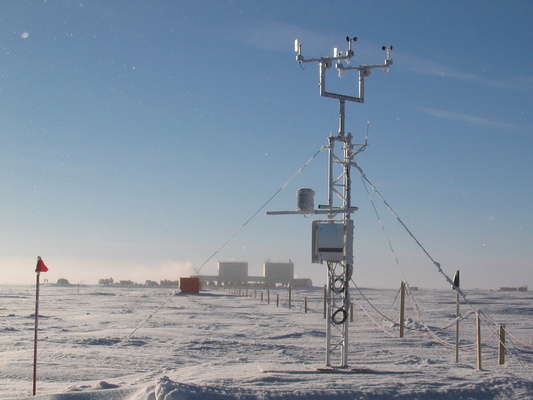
268 36 393 369
305 37 392 369
323 130 354 368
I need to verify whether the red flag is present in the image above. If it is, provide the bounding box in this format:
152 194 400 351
35 257 48 273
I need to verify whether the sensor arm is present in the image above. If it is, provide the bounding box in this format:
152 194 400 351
295 38 393 104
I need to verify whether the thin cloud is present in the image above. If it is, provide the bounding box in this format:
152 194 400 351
511 73 533 89
241 24 530 92
239 21 380 58
239 21 339 53
418 107 517 131
397 52 516 90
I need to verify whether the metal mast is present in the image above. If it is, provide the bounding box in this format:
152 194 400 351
268 37 393 369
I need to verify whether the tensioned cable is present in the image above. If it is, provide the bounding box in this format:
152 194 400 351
357 303 397 338
506 329 533 351
356 174 470 336
353 162 533 376
359 173 409 283
357 173 461 337
382 286 401 323
355 166 500 348
356 161 485 338
351 280 397 325
194 146 326 275
353 160 464 298
351 279 474 334
403 288 487 350
500 329 533 381
71 289 177 389
478 310 533 379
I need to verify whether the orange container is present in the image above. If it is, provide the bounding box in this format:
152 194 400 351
180 277 200 293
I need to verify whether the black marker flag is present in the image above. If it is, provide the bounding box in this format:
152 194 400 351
452 270 460 289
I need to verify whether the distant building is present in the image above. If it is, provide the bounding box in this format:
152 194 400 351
264 261 294 287
291 278 313 288
99 278 114 286
500 286 528 292
160 280 179 287
195 260 313 287
218 262 248 285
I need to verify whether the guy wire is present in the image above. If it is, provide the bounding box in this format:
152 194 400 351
194 146 325 276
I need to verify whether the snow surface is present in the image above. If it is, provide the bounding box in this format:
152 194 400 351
1 285 532 399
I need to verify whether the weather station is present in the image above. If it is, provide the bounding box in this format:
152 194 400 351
267 37 393 369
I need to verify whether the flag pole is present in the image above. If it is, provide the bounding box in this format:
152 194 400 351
33 256 48 396
33 270 40 396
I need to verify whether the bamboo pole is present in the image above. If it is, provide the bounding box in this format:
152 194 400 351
323 284 327 319
267 288 270 304
288 284 292 308
304 297 308 313
33 272 41 396
276 293 279 307
350 302 354 322
399 281 405 338
476 312 482 370
33 256 49 396
455 293 460 363
498 325 506 365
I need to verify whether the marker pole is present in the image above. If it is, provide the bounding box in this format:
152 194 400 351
33 271 41 396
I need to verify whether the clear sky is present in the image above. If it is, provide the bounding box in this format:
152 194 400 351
1 1 532 289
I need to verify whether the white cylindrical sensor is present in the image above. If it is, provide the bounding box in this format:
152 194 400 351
296 188 315 212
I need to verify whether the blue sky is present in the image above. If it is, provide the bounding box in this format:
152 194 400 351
1 1 532 289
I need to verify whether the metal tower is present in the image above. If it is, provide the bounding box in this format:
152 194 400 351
268 37 393 369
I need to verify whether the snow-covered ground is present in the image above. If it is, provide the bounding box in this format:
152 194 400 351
1 284 532 399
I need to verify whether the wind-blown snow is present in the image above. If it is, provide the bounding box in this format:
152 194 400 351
1 285 532 399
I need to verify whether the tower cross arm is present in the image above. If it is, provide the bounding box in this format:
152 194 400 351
337 45 393 74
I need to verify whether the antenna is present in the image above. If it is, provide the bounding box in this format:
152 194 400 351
269 36 393 370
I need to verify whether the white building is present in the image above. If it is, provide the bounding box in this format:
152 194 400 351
196 260 312 287
218 261 248 284
263 261 294 286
